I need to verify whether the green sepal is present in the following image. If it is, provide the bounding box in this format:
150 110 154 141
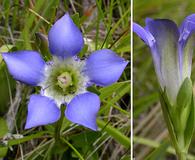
175 78 193 134
184 95 195 150
176 78 192 111
159 78 195 159
159 89 179 152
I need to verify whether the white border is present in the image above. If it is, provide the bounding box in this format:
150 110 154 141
130 0 133 159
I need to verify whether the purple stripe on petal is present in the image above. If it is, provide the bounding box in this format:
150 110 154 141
2 51 45 86
65 92 100 131
25 95 60 129
48 13 84 58
84 49 128 86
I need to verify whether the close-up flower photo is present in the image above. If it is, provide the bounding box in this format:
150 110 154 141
134 0 195 159
0 0 130 159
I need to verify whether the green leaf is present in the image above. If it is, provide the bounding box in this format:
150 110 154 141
60 138 85 160
7 131 51 146
99 81 129 100
0 65 16 115
71 12 80 27
184 96 195 150
87 86 101 95
0 146 8 158
0 45 14 63
0 45 14 53
159 90 179 153
97 119 130 148
78 44 88 58
69 131 101 148
145 141 170 160
120 155 131 160
0 117 8 138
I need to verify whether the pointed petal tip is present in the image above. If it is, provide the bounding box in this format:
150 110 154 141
133 22 155 47
48 13 84 58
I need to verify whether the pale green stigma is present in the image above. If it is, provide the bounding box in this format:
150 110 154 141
57 72 72 89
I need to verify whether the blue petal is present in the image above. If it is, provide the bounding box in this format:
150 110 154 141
179 14 195 44
2 51 45 86
133 22 155 47
25 95 60 129
145 17 153 26
48 13 84 58
147 19 180 103
65 92 100 131
179 14 195 79
85 49 128 86
133 21 161 81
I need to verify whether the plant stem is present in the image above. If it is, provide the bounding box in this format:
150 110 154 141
176 130 187 160
177 151 187 160
54 105 65 142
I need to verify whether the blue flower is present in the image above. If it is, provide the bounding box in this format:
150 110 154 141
2 13 128 131
133 14 195 105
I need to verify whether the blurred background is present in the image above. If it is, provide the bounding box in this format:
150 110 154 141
0 0 130 159
133 0 195 159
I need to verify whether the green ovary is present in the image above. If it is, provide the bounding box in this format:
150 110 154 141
47 65 79 96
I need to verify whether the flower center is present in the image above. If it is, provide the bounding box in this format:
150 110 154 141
40 58 89 106
57 72 72 89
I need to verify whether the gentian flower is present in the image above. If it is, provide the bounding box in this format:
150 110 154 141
133 14 195 105
133 15 195 159
2 13 128 131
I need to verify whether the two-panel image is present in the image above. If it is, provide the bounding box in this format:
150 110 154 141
0 0 194 160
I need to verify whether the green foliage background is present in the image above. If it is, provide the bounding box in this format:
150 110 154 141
0 0 130 159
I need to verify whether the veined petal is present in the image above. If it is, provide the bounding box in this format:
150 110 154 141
84 49 128 86
134 20 161 86
2 51 45 86
48 13 84 58
179 14 195 79
25 95 60 129
133 22 155 47
147 19 180 104
65 92 100 131
179 14 195 43
179 35 195 80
